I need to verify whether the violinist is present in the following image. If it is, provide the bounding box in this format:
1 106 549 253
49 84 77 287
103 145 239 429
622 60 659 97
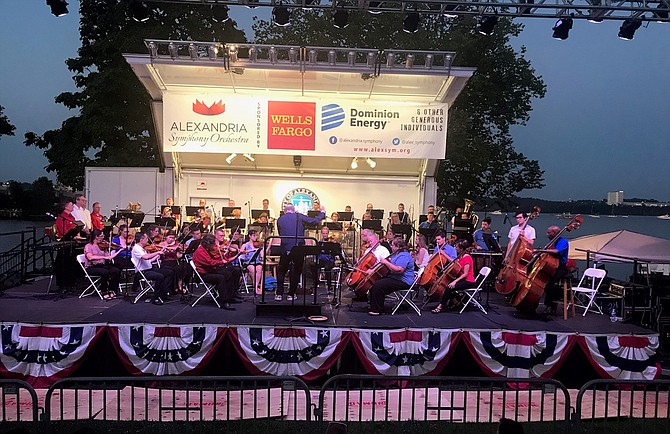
261 198 276 221
158 230 188 295
413 234 429 269
147 225 161 245
537 226 570 315
431 240 476 313
111 224 133 269
508 211 536 249
91 202 105 231
184 228 202 255
84 229 122 300
192 234 238 310
131 232 174 305
214 228 243 297
54 198 80 292
368 238 415 316
239 229 265 295
316 225 337 292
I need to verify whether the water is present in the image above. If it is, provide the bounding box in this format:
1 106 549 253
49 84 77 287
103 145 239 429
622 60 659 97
0 220 50 252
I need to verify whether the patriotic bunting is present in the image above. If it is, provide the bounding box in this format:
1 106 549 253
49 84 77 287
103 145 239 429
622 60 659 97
578 335 660 380
0 323 103 388
108 325 224 376
463 331 575 379
230 327 350 380
352 329 460 376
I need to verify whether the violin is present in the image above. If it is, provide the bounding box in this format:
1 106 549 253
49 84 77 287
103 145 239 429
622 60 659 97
144 244 164 253
98 240 121 250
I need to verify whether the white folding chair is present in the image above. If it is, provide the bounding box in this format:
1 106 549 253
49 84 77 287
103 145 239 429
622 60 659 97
189 260 221 308
571 267 607 316
76 254 104 300
391 267 423 316
130 257 156 304
459 266 491 314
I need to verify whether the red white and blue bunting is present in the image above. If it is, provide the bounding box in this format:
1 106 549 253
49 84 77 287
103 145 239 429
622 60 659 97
109 325 224 376
352 329 460 376
230 327 350 380
578 335 660 380
0 323 103 387
463 331 575 379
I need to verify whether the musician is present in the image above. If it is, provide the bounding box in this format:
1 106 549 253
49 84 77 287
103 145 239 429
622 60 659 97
330 212 340 222
473 217 499 251
537 225 570 314
419 212 438 230
184 228 202 255
361 228 390 262
214 228 243 296
367 238 415 316
275 203 325 302
239 229 265 295
315 225 337 292
131 232 174 305
365 203 374 212
261 198 275 220
192 233 238 310
91 202 104 231
111 224 133 269
54 198 81 291
344 205 353 218
508 211 536 248
414 234 430 269
55 199 77 241
397 203 410 224
362 211 372 221
431 240 476 313
84 229 122 299
158 230 187 295
166 197 174 206
72 193 92 234
426 204 435 214
380 229 395 254
434 230 457 260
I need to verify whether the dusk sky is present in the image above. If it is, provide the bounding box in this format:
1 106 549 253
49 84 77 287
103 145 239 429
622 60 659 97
1 0 668 201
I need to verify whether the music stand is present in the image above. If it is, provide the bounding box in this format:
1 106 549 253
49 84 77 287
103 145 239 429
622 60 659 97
326 222 343 231
61 222 84 241
391 224 412 236
362 220 383 232
483 233 502 253
338 212 354 221
185 206 203 218
418 214 428 224
128 212 145 229
222 207 241 217
419 228 437 241
161 205 181 215
370 209 384 220
251 209 268 219
224 218 246 230
157 217 176 228
307 210 322 218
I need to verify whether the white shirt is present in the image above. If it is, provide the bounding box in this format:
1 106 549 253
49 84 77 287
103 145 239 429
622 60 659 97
365 243 390 262
508 224 536 247
131 244 156 271
72 205 92 231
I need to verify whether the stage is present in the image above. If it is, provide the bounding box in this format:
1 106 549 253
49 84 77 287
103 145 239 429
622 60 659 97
0 277 661 388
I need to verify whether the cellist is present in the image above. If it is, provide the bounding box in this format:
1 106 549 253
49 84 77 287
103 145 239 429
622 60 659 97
344 229 389 297
535 225 570 315
367 238 415 316
431 240 476 313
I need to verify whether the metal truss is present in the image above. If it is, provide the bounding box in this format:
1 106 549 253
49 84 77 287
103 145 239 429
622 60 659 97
145 0 670 23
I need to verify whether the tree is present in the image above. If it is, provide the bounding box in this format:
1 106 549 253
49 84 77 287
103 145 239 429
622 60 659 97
25 1 246 189
0 105 16 139
253 11 545 202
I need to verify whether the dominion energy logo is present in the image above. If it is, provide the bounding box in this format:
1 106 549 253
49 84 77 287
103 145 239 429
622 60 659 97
283 188 320 215
321 104 345 131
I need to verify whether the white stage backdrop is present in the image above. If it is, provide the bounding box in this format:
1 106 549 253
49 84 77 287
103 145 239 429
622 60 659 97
163 93 448 159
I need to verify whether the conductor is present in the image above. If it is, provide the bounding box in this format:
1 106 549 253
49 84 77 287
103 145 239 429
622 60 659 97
275 203 325 302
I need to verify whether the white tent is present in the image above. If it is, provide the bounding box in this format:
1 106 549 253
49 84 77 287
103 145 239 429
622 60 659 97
569 230 670 263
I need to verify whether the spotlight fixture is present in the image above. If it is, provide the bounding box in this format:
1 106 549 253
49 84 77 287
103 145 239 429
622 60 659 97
246 0 259 9
333 8 349 29
368 1 383 14
225 153 238 164
653 2 669 21
518 0 534 15
46 0 69 17
588 0 604 23
272 3 291 27
129 0 150 22
552 17 573 40
351 158 358 169
366 158 376 169
402 12 420 33
211 5 230 23
618 17 642 40
443 5 458 18
243 153 255 162
293 155 302 167
478 15 498 35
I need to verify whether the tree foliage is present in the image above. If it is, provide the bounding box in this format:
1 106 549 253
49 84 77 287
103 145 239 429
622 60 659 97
0 105 16 139
253 11 546 202
25 1 245 189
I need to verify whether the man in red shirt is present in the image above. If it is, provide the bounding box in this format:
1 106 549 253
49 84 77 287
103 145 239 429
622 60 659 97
192 234 239 310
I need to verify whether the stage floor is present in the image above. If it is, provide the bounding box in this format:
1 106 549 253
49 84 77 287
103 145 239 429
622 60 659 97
0 276 654 335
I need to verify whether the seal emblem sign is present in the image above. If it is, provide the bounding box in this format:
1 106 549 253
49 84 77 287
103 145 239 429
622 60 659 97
282 188 320 215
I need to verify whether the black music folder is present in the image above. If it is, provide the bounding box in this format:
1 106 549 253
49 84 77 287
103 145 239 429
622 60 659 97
362 220 383 232
222 207 241 217
370 209 384 220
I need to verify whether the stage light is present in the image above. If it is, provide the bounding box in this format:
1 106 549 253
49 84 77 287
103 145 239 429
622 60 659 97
443 4 458 18
269 46 278 63
208 44 218 60
243 153 255 162
653 2 669 22
552 17 573 40
188 43 198 60
228 45 239 62
405 54 414 68
246 0 259 9
288 47 298 63
211 5 230 23
618 17 642 40
148 42 158 58
478 15 498 35
366 51 377 68
351 158 358 169
518 0 534 15
425 54 434 69
249 46 258 62
273 3 291 27
403 13 420 33
368 1 383 14
47 0 68 17
226 153 238 164
293 156 302 167
333 8 349 29
366 158 376 169
588 0 604 23
168 43 178 59
129 0 150 22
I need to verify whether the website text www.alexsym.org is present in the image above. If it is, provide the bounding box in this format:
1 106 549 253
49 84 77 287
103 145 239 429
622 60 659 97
352 146 411 155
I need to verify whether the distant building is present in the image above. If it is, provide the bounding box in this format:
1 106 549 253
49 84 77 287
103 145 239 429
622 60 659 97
607 191 624 205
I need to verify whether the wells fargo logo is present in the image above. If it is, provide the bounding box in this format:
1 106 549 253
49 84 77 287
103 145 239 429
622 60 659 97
267 101 316 151
192 99 225 116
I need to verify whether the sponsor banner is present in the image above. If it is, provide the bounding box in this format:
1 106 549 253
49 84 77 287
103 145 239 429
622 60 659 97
163 94 447 159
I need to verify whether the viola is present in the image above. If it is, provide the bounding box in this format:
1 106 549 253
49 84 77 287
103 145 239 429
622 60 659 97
144 244 164 253
418 250 452 286
427 259 462 300
495 206 541 295
512 214 583 312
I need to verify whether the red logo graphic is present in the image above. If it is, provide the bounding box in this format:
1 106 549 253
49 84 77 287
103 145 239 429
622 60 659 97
267 101 316 151
192 99 225 116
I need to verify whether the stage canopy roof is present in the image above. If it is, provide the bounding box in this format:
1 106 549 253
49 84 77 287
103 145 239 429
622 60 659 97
569 230 670 263
124 41 475 177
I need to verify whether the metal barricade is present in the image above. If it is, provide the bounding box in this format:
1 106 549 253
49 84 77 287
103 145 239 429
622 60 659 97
316 375 571 424
0 379 40 422
575 379 670 427
43 376 312 423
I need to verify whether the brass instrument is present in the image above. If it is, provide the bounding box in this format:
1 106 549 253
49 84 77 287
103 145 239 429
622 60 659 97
463 198 479 228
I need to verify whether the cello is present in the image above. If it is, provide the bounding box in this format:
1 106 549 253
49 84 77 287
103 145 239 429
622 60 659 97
345 243 382 296
427 258 462 300
512 215 583 312
418 250 452 286
495 206 541 295
354 249 402 295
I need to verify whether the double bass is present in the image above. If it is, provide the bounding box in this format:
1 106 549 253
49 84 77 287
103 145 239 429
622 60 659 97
512 215 583 312
495 206 541 295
